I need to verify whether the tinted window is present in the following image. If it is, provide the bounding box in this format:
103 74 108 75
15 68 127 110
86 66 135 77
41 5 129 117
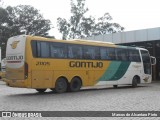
100 47 115 60
40 42 50 58
116 48 128 61
37 41 41 57
141 50 150 63
128 49 141 62
83 46 100 59
68 45 83 59
31 41 37 57
141 50 151 74
50 43 67 58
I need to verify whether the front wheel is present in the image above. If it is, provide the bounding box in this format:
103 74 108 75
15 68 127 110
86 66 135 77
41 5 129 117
36 89 46 93
113 85 118 88
132 77 138 88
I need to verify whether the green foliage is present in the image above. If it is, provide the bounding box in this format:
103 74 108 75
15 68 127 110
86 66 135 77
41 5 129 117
0 5 52 59
93 13 124 35
57 18 70 40
6 5 51 36
57 0 124 40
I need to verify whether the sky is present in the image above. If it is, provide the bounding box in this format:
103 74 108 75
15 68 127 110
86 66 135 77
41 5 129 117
2 0 160 39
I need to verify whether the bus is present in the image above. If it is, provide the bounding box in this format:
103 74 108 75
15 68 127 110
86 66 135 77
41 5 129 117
5 35 156 93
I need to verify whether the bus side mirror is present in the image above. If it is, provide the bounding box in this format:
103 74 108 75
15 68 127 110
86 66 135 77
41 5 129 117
151 56 156 65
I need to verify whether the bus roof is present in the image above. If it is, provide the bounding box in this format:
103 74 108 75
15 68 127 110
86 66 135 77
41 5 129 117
68 39 114 45
8 35 148 51
24 35 116 47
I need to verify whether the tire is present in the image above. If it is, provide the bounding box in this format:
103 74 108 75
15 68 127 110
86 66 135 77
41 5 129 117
55 78 67 93
50 88 55 92
113 85 118 88
36 89 46 93
132 77 138 88
69 77 82 92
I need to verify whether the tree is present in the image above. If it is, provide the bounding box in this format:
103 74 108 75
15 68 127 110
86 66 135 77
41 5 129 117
0 5 52 59
93 13 124 35
0 7 9 59
6 5 51 36
57 18 70 40
57 0 124 40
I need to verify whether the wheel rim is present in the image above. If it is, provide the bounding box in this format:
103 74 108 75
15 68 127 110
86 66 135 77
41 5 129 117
55 78 67 93
70 78 81 92
132 77 137 87
57 81 65 90
73 80 79 89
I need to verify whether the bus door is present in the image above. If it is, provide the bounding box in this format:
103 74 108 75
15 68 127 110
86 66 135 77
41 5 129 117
140 50 152 75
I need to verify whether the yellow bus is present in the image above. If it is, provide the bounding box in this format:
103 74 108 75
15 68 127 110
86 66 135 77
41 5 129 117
5 35 156 93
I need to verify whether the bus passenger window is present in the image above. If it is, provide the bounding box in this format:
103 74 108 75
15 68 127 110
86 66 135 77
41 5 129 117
100 48 108 59
50 43 67 58
31 41 37 57
83 46 99 59
100 47 115 60
40 42 50 58
116 48 128 61
107 48 116 60
68 45 82 59
128 50 141 62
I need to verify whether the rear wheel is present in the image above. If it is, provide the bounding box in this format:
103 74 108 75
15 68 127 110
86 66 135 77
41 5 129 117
132 76 138 88
36 89 46 93
69 77 82 92
55 78 67 93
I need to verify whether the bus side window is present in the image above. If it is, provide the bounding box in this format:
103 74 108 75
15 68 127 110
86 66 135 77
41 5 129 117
37 41 41 57
83 46 92 59
129 50 141 62
50 43 67 58
31 41 37 57
83 46 99 60
68 45 83 59
107 48 116 60
100 47 111 60
116 48 128 61
40 42 50 58
31 40 42 58
100 48 107 60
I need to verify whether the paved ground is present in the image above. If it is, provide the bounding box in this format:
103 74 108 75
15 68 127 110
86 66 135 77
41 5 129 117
0 80 160 120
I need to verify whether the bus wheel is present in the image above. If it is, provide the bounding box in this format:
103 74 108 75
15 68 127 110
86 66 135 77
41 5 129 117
69 77 82 92
50 88 55 92
36 89 46 93
113 85 118 88
132 76 138 88
55 78 67 93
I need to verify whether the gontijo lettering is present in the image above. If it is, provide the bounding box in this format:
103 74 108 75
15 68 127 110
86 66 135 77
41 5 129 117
6 55 23 61
69 61 103 68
